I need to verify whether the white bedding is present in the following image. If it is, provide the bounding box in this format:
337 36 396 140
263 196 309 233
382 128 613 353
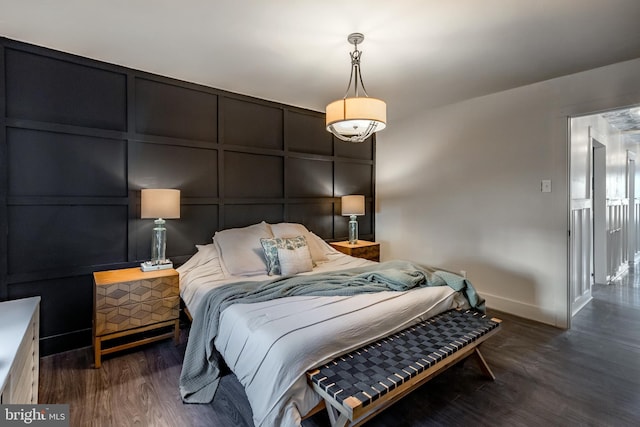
179 239 374 315
178 238 469 427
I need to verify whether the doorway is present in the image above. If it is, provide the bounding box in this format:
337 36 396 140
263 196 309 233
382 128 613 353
569 106 640 319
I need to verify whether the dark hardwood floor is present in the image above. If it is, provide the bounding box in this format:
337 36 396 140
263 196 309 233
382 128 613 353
40 273 640 426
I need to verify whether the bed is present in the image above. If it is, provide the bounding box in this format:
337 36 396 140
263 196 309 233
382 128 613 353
177 222 482 427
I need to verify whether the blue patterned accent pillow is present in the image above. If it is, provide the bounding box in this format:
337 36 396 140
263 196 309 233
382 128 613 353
260 235 309 275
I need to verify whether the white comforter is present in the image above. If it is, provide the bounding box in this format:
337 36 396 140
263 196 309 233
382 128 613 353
179 245 468 427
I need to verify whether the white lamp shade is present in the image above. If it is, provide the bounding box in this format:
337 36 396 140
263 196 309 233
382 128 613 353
341 195 365 216
141 189 180 219
326 97 386 136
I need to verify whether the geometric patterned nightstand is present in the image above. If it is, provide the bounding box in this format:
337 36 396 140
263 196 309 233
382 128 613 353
330 240 380 262
92 267 179 368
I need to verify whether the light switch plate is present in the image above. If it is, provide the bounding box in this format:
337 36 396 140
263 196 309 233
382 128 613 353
541 180 552 193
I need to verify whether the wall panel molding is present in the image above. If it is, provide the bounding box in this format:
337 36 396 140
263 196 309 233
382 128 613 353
134 77 218 142
5 48 127 131
0 42 7 300
0 36 376 355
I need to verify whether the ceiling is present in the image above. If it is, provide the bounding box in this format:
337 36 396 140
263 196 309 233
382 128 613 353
602 108 640 145
1 0 640 125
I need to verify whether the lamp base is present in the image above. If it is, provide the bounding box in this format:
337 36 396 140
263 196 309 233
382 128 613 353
140 260 173 272
348 215 359 245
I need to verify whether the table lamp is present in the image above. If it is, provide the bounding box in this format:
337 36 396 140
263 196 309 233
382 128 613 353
141 189 180 271
341 195 365 244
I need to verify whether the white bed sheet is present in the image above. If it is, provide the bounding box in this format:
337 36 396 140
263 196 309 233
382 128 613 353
178 242 468 427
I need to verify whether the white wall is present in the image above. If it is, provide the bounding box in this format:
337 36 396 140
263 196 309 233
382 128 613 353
376 58 640 328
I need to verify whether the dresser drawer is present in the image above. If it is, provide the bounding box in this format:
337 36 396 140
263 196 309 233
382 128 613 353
350 245 380 261
330 241 380 262
10 316 38 404
95 296 179 335
95 276 178 310
0 297 40 404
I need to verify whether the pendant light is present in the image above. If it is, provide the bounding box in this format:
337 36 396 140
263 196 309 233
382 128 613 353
326 33 387 143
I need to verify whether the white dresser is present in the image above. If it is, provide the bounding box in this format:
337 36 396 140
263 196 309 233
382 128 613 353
0 296 40 404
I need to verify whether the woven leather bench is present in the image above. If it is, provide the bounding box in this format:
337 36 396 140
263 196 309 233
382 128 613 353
307 309 501 427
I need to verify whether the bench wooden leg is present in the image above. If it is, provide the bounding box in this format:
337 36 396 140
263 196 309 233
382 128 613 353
472 347 495 380
326 403 350 427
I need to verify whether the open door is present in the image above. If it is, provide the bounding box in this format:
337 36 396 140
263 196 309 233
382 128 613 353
569 127 601 317
627 150 636 266
592 139 606 285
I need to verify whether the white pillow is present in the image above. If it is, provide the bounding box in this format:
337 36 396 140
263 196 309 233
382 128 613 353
270 222 328 262
277 245 313 275
213 221 274 276
196 243 218 257
307 231 337 258
260 235 310 275
176 243 219 275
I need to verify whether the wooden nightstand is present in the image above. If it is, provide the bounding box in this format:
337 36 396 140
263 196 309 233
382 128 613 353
330 240 380 262
93 267 180 368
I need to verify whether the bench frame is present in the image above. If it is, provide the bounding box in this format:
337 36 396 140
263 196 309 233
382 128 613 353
307 316 502 427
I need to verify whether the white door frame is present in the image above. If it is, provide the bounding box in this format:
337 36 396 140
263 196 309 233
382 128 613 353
592 137 606 285
627 150 636 266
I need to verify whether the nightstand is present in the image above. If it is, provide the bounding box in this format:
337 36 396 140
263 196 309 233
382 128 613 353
330 240 380 262
93 267 180 368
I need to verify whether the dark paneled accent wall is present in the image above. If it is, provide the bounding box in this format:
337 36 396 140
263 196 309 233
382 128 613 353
0 38 376 355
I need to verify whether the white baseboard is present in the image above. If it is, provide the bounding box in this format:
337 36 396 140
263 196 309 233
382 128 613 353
483 293 560 327
571 295 593 317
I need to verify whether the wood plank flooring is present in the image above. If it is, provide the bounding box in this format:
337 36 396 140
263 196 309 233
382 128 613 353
39 273 640 426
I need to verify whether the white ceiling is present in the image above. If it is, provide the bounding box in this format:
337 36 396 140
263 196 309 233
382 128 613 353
602 107 640 145
1 0 640 123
